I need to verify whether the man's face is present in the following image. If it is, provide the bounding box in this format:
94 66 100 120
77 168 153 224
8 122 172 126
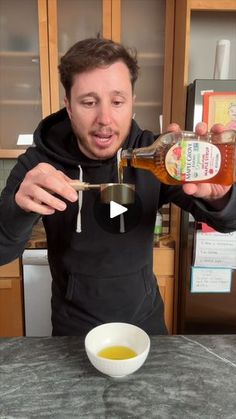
65 61 135 160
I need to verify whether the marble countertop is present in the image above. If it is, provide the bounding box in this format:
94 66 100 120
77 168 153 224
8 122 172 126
1 335 236 418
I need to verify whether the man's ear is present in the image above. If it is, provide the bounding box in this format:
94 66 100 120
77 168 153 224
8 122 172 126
64 96 72 119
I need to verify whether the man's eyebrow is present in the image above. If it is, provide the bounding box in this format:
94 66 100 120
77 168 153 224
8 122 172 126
77 90 128 100
77 92 98 100
112 90 128 97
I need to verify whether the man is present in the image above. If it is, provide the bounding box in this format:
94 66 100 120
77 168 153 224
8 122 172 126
0 38 235 335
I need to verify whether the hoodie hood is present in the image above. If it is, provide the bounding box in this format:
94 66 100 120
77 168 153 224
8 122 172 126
33 107 148 169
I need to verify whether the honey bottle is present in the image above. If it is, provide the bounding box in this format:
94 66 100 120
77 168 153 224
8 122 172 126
120 130 236 185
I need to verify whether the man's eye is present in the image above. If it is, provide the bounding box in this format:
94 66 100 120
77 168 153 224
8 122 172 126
113 100 124 106
82 101 96 107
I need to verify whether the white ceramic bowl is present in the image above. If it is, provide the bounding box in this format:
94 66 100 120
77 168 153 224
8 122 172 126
84 322 150 378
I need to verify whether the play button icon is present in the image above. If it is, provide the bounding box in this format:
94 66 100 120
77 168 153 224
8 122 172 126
93 190 143 234
110 201 127 218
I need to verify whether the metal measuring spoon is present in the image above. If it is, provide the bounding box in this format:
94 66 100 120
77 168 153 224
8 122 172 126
70 181 135 205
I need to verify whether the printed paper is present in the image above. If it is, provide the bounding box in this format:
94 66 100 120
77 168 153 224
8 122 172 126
193 231 236 268
191 267 232 293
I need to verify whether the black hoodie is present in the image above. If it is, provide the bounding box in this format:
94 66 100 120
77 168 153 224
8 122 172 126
1 108 236 335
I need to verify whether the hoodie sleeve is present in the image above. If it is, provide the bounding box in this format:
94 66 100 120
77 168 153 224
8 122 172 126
0 150 42 265
159 183 236 233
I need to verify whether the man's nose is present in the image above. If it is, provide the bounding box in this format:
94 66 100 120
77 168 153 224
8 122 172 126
96 104 112 125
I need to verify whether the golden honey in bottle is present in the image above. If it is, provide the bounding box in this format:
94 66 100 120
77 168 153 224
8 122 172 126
120 130 236 186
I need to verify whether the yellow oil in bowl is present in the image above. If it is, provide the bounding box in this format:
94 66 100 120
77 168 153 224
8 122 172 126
98 346 137 360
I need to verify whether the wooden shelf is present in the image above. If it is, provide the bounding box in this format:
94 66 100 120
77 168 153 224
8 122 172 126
0 149 26 158
0 51 39 57
138 52 163 59
135 101 161 107
189 0 236 11
0 100 41 106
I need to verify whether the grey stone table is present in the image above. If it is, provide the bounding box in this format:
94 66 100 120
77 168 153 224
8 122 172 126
1 335 236 419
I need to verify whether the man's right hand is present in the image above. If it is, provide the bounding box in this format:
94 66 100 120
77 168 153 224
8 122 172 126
15 163 78 215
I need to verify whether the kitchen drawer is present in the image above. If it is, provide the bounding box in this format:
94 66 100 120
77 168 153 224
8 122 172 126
0 259 20 277
0 277 24 336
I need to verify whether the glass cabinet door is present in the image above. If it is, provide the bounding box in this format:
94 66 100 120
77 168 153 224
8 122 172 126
56 0 103 108
0 0 43 152
120 0 166 134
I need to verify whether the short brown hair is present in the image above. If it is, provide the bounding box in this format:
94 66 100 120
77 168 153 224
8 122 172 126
58 38 139 98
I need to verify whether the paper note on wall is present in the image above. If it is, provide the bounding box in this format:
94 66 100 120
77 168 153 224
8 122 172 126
193 231 236 268
191 267 232 293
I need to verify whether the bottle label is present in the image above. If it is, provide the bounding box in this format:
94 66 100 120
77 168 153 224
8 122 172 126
165 140 221 181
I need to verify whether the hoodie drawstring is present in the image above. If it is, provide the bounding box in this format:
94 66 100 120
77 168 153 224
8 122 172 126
76 165 83 233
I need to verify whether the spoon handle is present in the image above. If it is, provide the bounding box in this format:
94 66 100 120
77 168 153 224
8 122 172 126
69 180 101 191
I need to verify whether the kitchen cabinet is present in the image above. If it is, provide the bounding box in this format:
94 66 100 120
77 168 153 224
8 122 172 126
0 0 106 157
0 259 24 337
49 0 175 133
0 0 50 157
47 0 106 113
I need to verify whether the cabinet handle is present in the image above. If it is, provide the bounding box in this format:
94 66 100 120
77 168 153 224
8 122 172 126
0 279 12 289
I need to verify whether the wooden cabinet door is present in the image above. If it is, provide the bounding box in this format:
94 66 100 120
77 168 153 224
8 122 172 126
45 0 175 128
0 0 50 157
0 259 24 337
47 0 110 112
114 0 175 133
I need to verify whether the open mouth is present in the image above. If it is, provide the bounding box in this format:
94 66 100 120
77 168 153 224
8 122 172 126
93 131 114 148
